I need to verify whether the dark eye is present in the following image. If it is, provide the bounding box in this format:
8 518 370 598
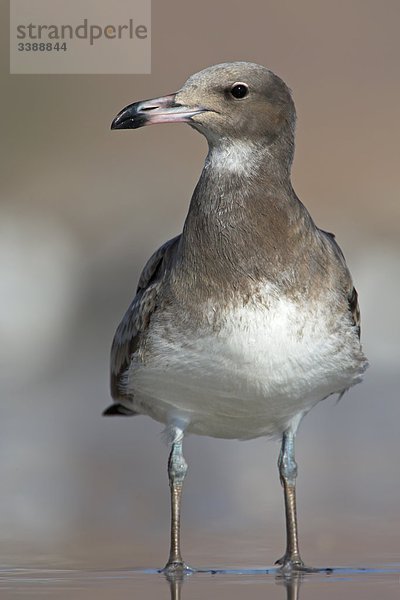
230 82 249 99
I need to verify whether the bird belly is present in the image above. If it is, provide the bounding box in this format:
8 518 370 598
122 295 367 440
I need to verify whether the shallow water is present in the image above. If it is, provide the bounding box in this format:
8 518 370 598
1 565 399 599
2 515 400 598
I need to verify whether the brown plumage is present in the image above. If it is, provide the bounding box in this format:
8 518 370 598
103 62 368 572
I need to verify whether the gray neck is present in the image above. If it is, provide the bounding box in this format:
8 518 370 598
175 138 314 297
184 137 298 237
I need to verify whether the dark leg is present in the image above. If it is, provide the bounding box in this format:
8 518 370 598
163 428 191 573
275 428 304 571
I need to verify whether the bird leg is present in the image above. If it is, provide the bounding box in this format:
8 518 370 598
275 429 305 571
163 430 191 573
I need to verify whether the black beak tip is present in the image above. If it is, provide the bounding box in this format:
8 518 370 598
111 104 148 130
110 117 120 130
110 118 128 130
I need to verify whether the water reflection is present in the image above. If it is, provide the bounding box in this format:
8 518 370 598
275 572 304 600
161 566 400 600
164 571 185 600
164 569 310 600
1 565 399 598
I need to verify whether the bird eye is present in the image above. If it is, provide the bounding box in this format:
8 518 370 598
230 83 249 99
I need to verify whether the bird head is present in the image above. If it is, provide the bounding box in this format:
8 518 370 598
111 62 296 150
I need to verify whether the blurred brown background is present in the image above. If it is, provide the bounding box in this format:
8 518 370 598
1 0 399 571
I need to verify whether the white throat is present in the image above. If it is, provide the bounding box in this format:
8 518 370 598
205 140 266 177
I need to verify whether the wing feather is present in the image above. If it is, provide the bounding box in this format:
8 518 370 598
110 235 180 399
319 229 361 338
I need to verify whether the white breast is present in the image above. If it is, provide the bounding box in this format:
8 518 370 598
123 290 367 440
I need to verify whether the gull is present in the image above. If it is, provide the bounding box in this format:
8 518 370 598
103 62 368 573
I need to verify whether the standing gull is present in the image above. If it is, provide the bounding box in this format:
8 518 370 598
104 62 368 573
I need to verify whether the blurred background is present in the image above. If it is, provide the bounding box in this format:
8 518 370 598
1 0 399 571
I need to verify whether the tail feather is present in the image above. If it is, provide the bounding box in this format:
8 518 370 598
102 403 137 416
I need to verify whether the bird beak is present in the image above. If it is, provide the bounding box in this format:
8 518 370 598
111 93 208 130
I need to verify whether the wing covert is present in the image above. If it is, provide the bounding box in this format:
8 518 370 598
110 235 180 398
